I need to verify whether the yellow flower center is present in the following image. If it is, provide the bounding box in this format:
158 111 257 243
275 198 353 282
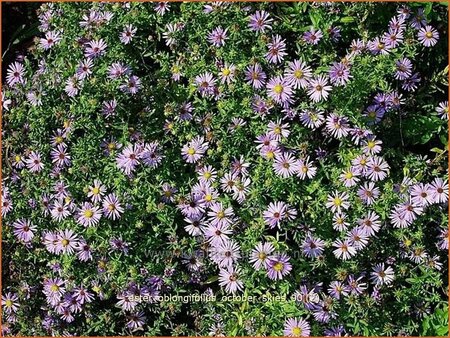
367 141 375 149
292 327 302 336
107 143 116 150
83 210 94 218
258 252 267 260
345 172 353 179
294 70 303 79
273 262 284 271
187 148 195 155
302 166 308 173
5 300 13 308
55 136 64 144
333 197 342 206
426 31 433 38
222 68 231 76
266 151 274 159
107 204 115 211
205 194 212 202
274 84 283 94
204 172 212 179
92 187 100 195
15 155 21 162
274 126 281 134
217 211 225 219
61 239 69 246
50 284 60 292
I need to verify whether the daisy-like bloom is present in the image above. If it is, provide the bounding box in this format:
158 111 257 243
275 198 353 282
362 137 383 155
64 76 81 97
285 59 312 89
197 165 217 184
402 72 421 92
220 171 239 193
346 227 369 250
43 277 66 305
366 156 390 181
50 200 71 222
76 202 101 227
410 183 433 207
267 253 292 280
340 167 360 187
273 152 300 178
333 213 349 231
267 119 290 140
51 144 71 168
307 75 332 102
102 99 117 118
163 23 180 47
107 62 131 79
348 38 365 57
394 58 413 80
244 63 266 89
283 317 311 337
328 281 350 300
55 229 79 255
103 193 124 220
425 255 443 271
176 101 194 121
181 251 204 271
382 28 404 49
299 110 325 129
418 25 439 47
195 72 217 97
231 156 250 176
370 263 394 286
303 28 323 45
84 39 107 58
126 311 146 330
263 201 287 229
367 37 391 55
87 179 106 203
141 142 164 168
411 8 427 29
389 15 407 31
231 176 251 204
248 10 273 33
40 31 62 50
171 62 182 81
116 292 138 312
1 195 13 217
363 105 385 125
120 75 141 95
326 191 350 214
155 2 170 16
249 242 275 270
266 76 294 106
436 101 449 120
430 177 449 204
357 211 381 237
265 34 287 64
210 240 241 268
346 274 367 295
357 181 380 205
116 144 142 175
219 266 244 294
207 202 234 227
6 62 25 87
208 26 228 47
12 153 25 169
76 240 93 261
332 239 357 260
397 5 412 19
161 183 177 204
328 62 352 86
219 62 236 84
181 136 209 163
297 157 317 180
302 236 326 258
324 326 346 337
120 24 137 45
178 193 205 218
325 113 350 139
25 151 44 173
76 58 94 80
409 246 428 264
13 219 36 243
203 223 233 246
184 214 204 236
1 292 20 314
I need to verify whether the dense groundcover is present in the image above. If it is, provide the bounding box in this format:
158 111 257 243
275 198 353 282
1 1 449 336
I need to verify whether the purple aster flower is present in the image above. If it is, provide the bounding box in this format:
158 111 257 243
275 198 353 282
176 101 194 121
370 263 394 285
418 25 439 47
208 27 228 47
245 63 266 89
430 177 449 204
120 75 141 95
102 99 118 118
328 281 350 300
249 242 275 270
219 62 236 84
195 72 217 97
285 59 312 89
307 75 332 102
366 156 390 181
340 167 360 188
210 240 241 268
55 229 79 255
155 2 170 16
363 105 385 124
126 312 146 329
1 292 20 314
382 28 403 48
326 191 350 214
410 183 434 207
332 239 357 260
401 72 421 91
436 101 448 120
43 277 66 305
75 240 93 261
40 31 62 50
263 201 287 229
203 223 232 246
84 39 107 58
266 75 294 106
283 317 311 337
390 15 407 32
184 214 205 236
181 136 209 163
367 37 391 55
298 157 317 180
357 181 380 205
141 141 164 168
64 77 81 97
348 38 365 57
357 211 382 237
1 195 13 217
6 62 26 87
395 58 413 80
324 325 346 337
161 183 177 204
267 253 292 280
51 144 71 168
411 8 427 29
302 236 325 258
328 62 351 86
273 152 300 178
303 28 323 45
347 274 366 295
299 110 325 129
248 10 273 33
107 62 131 79
219 266 243 294
116 143 142 174
265 35 287 64
346 227 369 250
178 193 205 218
120 24 137 45
76 202 101 227
267 119 290 140
207 202 234 227
76 58 94 80
102 193 124 220
25 151 44 173
327 26 341 41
